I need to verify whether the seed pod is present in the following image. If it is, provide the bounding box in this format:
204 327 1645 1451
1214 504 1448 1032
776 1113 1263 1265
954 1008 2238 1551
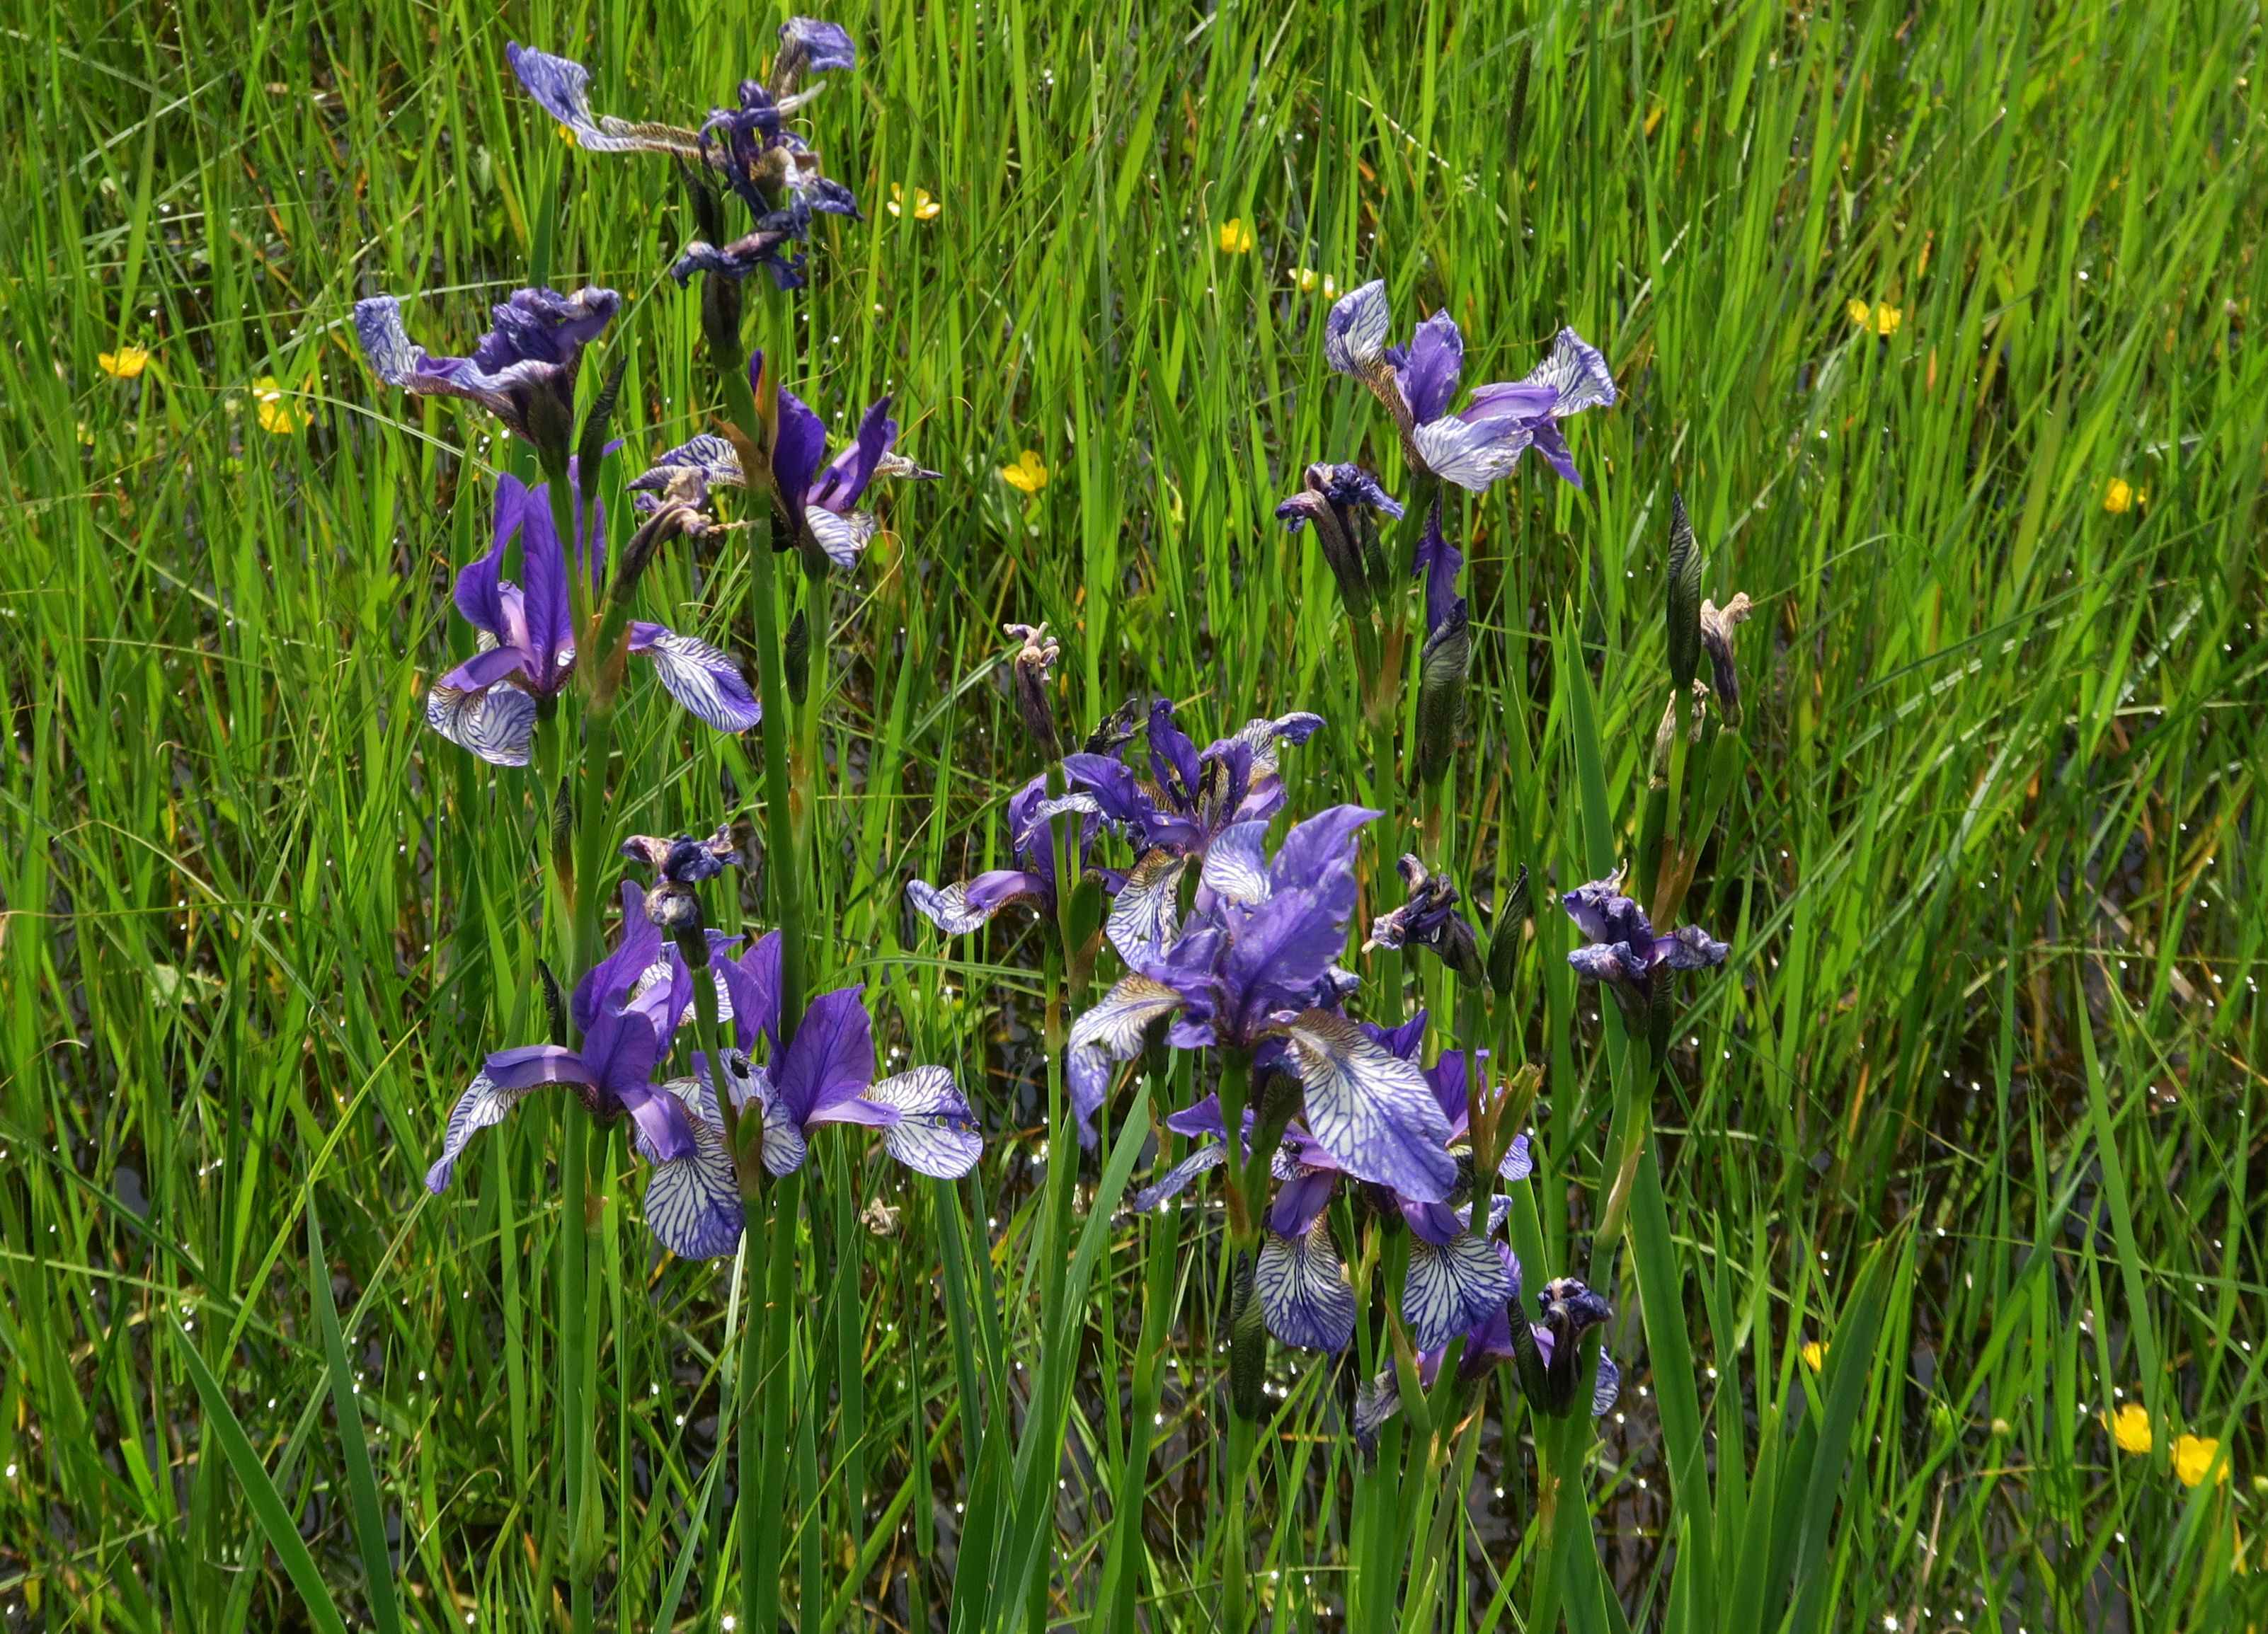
576 357 627 523
1414 598 1471 787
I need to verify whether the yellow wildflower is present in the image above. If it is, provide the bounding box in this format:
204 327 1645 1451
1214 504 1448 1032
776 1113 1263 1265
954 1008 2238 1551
1217 217 1254 254
1291 267 1323 293
2105 1402 2153 1455
253 376 307 435
2102 476 2146 513
999 449 1048 494
2173 1434 2228 1488
1848 299 1901 338
99 345 151 379
887 183 941 221
557 123 578 144
1800 1341 1826 1371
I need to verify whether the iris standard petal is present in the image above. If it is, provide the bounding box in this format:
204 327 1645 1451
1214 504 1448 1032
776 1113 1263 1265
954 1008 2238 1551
774 984 875 1123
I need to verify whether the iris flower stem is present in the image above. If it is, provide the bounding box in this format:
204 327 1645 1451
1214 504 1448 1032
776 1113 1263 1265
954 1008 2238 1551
1220 1410 1258 1634
748 1167 803 1633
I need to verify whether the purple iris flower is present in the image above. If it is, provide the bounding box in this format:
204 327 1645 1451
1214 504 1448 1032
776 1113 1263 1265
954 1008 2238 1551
425 884 729 1244
1274 461 1402 616
508 21 861 290
1061 698 1325 962
1065 805 1458 1197
423 475 760 766
748 350 941 568
906 771 1101 935
1562 865 1729 1023
1323 280 1617 493
694 933 983 1183
1133 1016 1531 1354
355 286 618 459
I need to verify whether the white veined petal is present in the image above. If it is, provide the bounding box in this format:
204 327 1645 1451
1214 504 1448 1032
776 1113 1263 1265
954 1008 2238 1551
642 1081 744 1259
1283 1010 1458 1202
1411 418 1528 493
1323 280 1390 374
1254 1220 1356 1352
906 879 995 935
1106 849 1187 962
1233 710 1326 774
804 505 877 568
1067 972 1186 1059
1132 1142 1225 1212
1353 1369 1402 1446
638 629 761 732
1402 1231 1516 1352
1199 821 1272 906
425 1072 533 1193
865 1065 983 1178
1523 327 1618 416
425 682 536 767
1592 1350 1621 1417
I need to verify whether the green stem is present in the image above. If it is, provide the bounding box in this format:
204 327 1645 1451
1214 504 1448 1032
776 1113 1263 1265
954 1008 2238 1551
749 1168 803 1633
1220 1410 1257 1634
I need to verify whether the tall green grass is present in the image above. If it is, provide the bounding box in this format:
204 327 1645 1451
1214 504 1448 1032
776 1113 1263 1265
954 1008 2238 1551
1 0 2262 1628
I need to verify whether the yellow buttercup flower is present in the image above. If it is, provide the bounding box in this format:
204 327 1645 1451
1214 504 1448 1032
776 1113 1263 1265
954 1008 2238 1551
1292 267 1327 293
253 376 308 435
1217 217 1254 254
999 449 1048 494
2105 1402 2153 1455
887 183 941 221
1799 1341 1826 1371
557 123 578 144
100 345 150 379
1848 299 1901 338
2174 1434 2228 1488
2102 476 2146 513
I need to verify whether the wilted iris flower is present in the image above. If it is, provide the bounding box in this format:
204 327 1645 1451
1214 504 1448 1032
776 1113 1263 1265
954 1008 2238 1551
906 771 1101 935
1065 805 1457 1195
692 933 983 1183
1324 280 1617 493
622 827 738 935
1366 856 1485 985
507 21 861 290
1700 592 1756 725
1003 622 1063 759
425 882 708 1210
1061 698 1324 962
423 475 760 766
355 287 619 462
1273 461 1402 619
1562 865 1728 1023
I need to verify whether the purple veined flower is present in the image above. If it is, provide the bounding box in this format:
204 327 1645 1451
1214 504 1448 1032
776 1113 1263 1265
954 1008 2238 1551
426 883 740 1256
423 476 761 766
355 286 619 459
1322 280 1617 493
748 349 941 567
1562 864 1729 1024
686 932 983 1183
906 771 1104 936
1364 854 1484 984
1065 805 1457 1197
1274 461 1402 617
1060 697 1326 962
1353 1262 1619 1446
503 42 706 157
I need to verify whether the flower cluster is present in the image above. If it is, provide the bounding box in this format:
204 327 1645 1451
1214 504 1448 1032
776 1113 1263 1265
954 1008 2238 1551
507 18 862 289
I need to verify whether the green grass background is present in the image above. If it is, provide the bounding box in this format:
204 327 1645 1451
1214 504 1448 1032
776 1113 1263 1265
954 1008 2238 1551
2 0 2264 1628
